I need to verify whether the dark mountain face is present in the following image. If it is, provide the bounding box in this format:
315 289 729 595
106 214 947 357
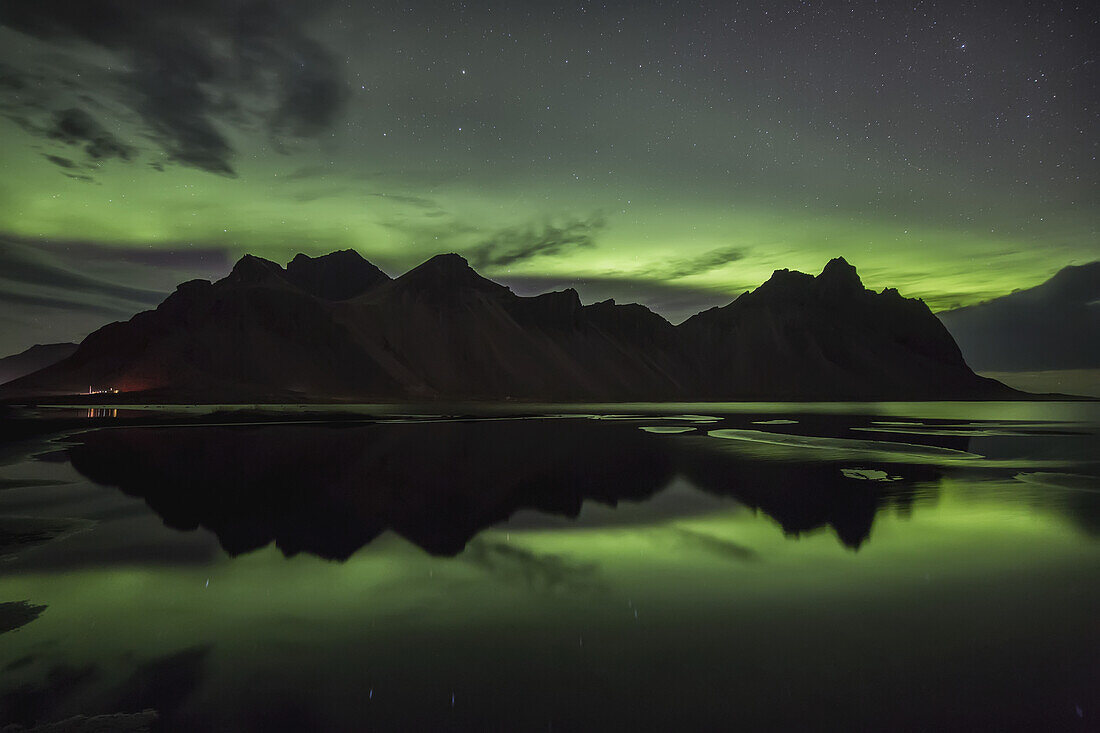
678 258 1000 399
387 252 511 301
938 262 1100 371
0 342 78 386
1 252 1014 401
284 250 392 301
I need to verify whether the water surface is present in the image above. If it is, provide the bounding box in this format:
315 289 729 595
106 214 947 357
1 402 1097 731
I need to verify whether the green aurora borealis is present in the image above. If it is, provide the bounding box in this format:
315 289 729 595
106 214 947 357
0 1 1096 352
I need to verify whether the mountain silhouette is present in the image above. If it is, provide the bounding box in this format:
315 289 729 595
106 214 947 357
284 250 391 300
1 251 1014 401
678 258 993 399
938 261 1100 371
0 342 78 386
64 418 938 558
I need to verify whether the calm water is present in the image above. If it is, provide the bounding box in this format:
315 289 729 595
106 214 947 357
1 402 1097 731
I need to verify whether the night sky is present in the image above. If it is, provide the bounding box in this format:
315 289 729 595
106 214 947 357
0 1 1096 353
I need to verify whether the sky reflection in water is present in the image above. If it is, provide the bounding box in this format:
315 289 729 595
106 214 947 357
0 403 1097 731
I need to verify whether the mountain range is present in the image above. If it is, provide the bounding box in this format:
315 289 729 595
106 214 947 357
0 250 1015 401
938 261 1099 371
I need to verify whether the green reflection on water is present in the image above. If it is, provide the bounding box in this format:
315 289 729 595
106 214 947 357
0 402 1097 730
2 480 1095 664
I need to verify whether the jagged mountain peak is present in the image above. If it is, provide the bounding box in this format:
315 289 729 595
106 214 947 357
427 252 470 266
160 278 214 311
529 288 582 307
285 249 390 301
758 267 815 290
395 253 511 296
410 252 478 276
0 251 1013 401
227 254 286 285
288 249 366 266
743 257 867 303
817 256 863 288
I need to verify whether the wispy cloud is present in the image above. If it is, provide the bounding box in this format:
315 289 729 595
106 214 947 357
0 234 236 352
658 246 749 279
468 215 607 268
0 241 165 304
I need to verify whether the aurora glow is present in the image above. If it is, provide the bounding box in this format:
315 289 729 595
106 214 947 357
0 2 1096 353
2 429 1098 728
1 402 1098 727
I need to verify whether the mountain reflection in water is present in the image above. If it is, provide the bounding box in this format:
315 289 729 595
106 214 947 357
2 405 1098 732
66 416 960 559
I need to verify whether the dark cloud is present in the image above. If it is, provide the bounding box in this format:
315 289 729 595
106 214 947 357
129 41 236 176
0 0 348 176
0 663 98 726
0 234 238 352
675 528 759 562
3 654 37 672
290 188 348 203
263 39 345 138
0 646 205 729
31 238 233 270
46 107 134 161
108 646 210 723
0 600 47 635
280 165 329 181
43 153 76 169
468 215 607 268
660 246 749 279
0 243 166 305
0 62 27 91
463 539 603 592
0 280 150 319
368 193 441 209
376 212 744 319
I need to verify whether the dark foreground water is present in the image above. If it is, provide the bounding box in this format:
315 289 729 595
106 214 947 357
1 402 1097 731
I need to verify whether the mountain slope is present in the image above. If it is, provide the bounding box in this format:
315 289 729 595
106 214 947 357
0 342 78 386
1 252 1016 401
3 253 402 398
679 258 1004 399
284 250 392 300
677 254 1007 396
937 262 1100 371
331 254 688 399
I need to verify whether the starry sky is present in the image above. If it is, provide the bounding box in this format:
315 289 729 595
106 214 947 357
0 0 1096 353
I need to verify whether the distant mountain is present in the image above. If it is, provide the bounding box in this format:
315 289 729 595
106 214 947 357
938 262 1100 371
1 251 1014 401
976 370 1100 399
0 342 78 386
